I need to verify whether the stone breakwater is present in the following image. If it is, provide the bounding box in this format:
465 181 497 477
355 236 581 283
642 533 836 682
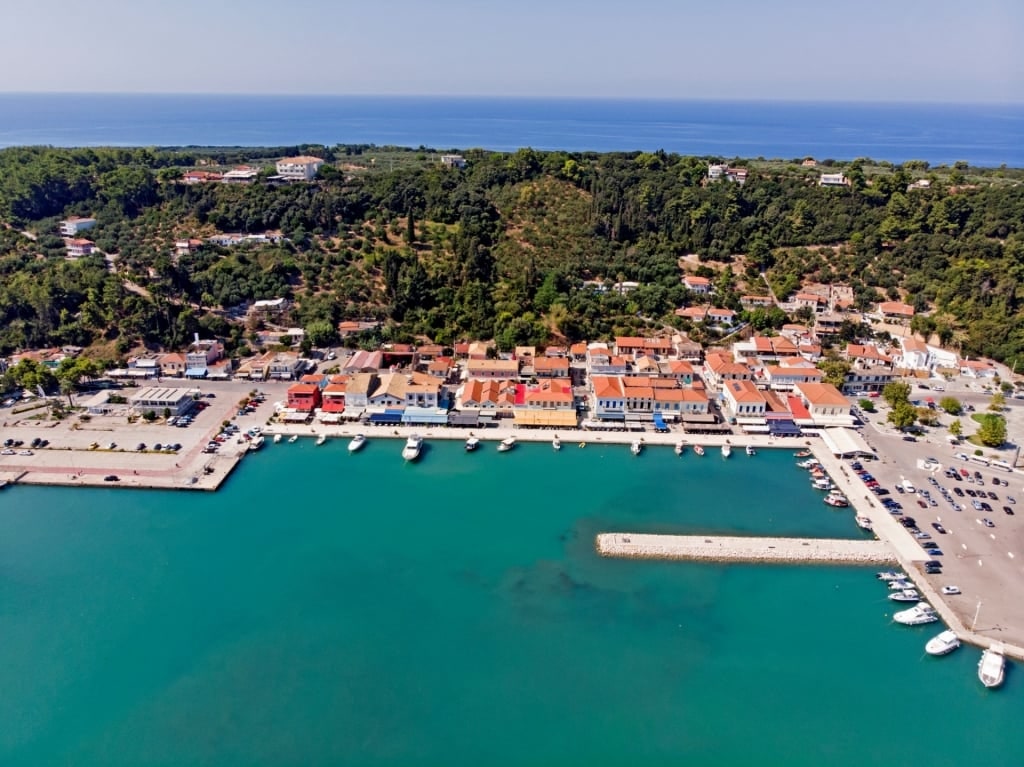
596 533 897 565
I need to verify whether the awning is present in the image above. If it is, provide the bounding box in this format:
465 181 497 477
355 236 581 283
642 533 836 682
402 407 449 425
369 412 404 424
185 368 207 378
769 420 802 436
741 424 771 433
820 427 875 457
281 410 311 422
653 413 667 430
449 411 480 427
582 419 625 430
513 410 578 428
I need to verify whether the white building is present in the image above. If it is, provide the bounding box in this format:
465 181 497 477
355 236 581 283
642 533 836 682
60 217 96 236
819 173 849 187
129 387 196 417
441 154 467 169
275 156 325 181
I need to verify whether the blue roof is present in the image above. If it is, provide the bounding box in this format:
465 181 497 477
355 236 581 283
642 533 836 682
653 413 667 428
185 368 207 377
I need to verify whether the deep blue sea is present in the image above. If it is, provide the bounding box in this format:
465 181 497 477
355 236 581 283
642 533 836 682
0 94 1021 166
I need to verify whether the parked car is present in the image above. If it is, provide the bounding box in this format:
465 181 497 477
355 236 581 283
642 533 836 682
932 523 947 534
982 518 995 528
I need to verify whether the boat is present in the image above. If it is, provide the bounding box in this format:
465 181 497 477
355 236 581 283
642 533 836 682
925 630 961 656
978 644 1006 688
893 604 939 625
811 478 834 491
273 434 283 444
315 434 327 446
348 434 367 453
887 579 915 591
465 436 480 452
630 440 643 456
824 493 849 507
746 445 756 456
797 459 819 469
552 436 561 451
889 588 921 603
288 435 298 443
721 444 732 458
694 445 705 456
674 441 685 456
247 435 265 452
877 571 907 581
794 450 812 457
402 434 423 461
855 515 873 531
497 436 517 453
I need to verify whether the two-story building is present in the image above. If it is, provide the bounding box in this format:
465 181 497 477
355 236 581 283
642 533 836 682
591 375 626 421
465 358 519 380
65 238 96 258
682 275 712 294
721 379 767 418
793 382 853 426
60 217 96 236
286 383 322 412
185 339 224 378
275 156 325 181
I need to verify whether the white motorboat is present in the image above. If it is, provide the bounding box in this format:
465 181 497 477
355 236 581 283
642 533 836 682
746 445 755 456
855 515 873 531
552 436 561 451
893 604 939 625
978 644 1006 688
674 441 685 456
248 435 265 451
402 434 423 461
941 585 961 595
797 459 819 469
887 579 915 591
315 434 327 446
694 445 705 456
497 436 517 453
465 436 480 452
630 440 643 456
288 435 298 443
348 434 367 453
721 444 732 458
824 493 849 507
925 630 961 656
811 477 834 491
877 571 907 581
889 588 921 603
273 434 283 444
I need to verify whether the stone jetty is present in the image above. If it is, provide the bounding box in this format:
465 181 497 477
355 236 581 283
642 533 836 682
596 533 897 565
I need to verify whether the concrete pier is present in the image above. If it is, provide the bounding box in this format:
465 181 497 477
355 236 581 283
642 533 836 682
596 533 897 565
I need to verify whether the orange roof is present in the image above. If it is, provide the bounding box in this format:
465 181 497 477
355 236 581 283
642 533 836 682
534 357 569 371
622 385 655 399
323 383 347 395
725 379 765 403
592 376 624 398
684 275 711 285
878 301 915 317
653 388 685 402
288 383 319 395
796 382 847 406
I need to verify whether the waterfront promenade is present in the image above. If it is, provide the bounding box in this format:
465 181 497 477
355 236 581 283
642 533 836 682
596 533 895 564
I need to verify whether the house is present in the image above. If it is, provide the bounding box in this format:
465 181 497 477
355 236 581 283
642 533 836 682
286 383 322 412
819 172 849 187
59 216 96 236
268 352 303 380
842 366 897 395
129 387 196 417
846 344 893 368
614 337 673 357
793 382 852 426
236 351 275 380
741 295 774 308
321 380 348 413
814 313 845 336
426 357 455 380
877 301 916 321
250 298 291 317
658 359 694 384
157 352 187 377
612 281 640 294
675 306 709 322
275 156 325 181
364 371 442 409
959 359 998 379
338 321 361 337
343 350 383 373
441 154 467 169
897 337 930 371
221 166 261 184
185 339 224 378
794 293 826 312
174 239 203 257
591 375 626 421
907 179 931 191
569 342 588 362
706 307 736 326
465 358 519 379
586 345 628 376
708 164 747 184
683 275 712 294
457 379 518 415
520 378 574 410
182 170 223 184
801 158 818 167
702 352 753 392
721 379 767 417
534 356 569 378
65 238 95 257
763 365 824 391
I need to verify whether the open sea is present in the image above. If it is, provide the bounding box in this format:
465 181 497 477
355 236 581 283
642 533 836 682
0 442 1022 766
0 94 1022 166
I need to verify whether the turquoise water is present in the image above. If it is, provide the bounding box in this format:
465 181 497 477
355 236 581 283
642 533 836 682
1 442 1021 765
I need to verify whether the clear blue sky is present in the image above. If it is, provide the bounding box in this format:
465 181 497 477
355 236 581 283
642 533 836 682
4 0 1021 102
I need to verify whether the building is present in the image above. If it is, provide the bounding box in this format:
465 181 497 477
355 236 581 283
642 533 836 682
794 293 826 312
286 383 322 412
457 379 517 415
65 238 96 258
221 166 261 184
842 366 897 395
275 156 325 181
877 301 916 321
157 353 186 377
175 239 203 257
534 356 570 378
182 170 223 184
722 379 767 417
321 379 348 413
465 358 519 380
702 352 753 392
741 295 774 308
185 339 224 378
129 387 196 417
614 337 673 358
236 351 275 380
683 275 712 294
819 173 849 187
59 217 96 236
441 154 467 169
897 337 930 371
250 298 291 317
706 307 736 326
763 365 824 391
793 382 852 426
708 164 748 184
959 359 998 379
269 352 303 380
591 375 626 421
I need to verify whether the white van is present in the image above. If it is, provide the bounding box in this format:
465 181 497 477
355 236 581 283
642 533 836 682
901 479 916 493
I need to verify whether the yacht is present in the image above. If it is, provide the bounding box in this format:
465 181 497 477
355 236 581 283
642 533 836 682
497 436 517 453
941 585 961 595
746 445 756 456
824 492 849 507
694 445 705 457
721 444 732 458
877 571 907 581
674 441 685 456
315 434 327 446
889 588 921 603
978 644 1006 688
630 440 643 456
811 477 834 491
465 436 480 452
893 604 939 625
288 435 298 443
887 579 915 591
552 436 561 451
402 434 423 461
273 434 283 444
925 630 961 657
248 435 265 451
855 515 873 531
348 434 367 453
797 459 819 469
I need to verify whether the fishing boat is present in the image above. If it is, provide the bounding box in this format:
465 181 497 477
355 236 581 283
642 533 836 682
402 434 423 461
315 434 327 446
248 435 265 451
824 492 849 507
889 588 921 603
694 445 705 457
925 630 961 657
348 434 367 453
721 444 732 459
552 436 561 451
497 436 517 453
273 434 283 444
674 440 685 456
978 644 1006 688
893 604 939 625
465 436 480 452
794 450 812 458
288 435 298 443
746 445 755 456
855 515 873 531
630 440 643 456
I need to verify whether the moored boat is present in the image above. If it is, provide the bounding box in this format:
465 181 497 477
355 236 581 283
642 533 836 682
877 571 906 581
746 445 755 456
630 440 643 456
824 492 849 507
893 604 938 625
811 477 834 491
694 445 705 456
552 436 561 451
248 435 265 451
978 644 1006 688
497 436 517 453
855 515 873 531
721 444 732 458
348 434 367 452
925 630 961 656
288 435 298 443
794 450 812 457
674 440 685 456
315 434 327 446
273 434 283 444
402 434 423 461
889 588 921 602
465 436 480 452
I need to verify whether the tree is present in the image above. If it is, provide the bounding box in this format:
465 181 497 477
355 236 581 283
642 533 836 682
858 398 875 412
989 392 1006 412
882 381 911 407
305 320 337 349
948 419 962 438
939 396 962 415
887 401 918 429
818 358 851 387
916 406 939 426
975 414 1007 447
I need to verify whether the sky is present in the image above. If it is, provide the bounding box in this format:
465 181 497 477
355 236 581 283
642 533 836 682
3 0 1022 102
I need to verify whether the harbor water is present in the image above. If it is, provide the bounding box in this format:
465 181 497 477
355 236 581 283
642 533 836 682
0 442 1021 765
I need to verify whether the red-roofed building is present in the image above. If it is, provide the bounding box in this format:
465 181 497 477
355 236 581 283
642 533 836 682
877 301 916 320
534 356 570 378
702 352 753 392
457 379 518 415
521 378 574 409
321 382 348 413
793 382 852 426
287 383 322 412
722 379 766 417
65 238 96 257
591 375 626 420
182 170 223 184
683 275 712 294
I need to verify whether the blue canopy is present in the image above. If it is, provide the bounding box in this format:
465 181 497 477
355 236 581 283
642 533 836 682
653 413 667 430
